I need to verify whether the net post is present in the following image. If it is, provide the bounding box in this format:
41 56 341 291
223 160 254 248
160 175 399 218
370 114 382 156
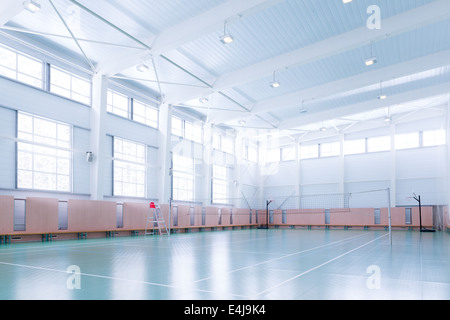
168 198 172 236
387 188 392 246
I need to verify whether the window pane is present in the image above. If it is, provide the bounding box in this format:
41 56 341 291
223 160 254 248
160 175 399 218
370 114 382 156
344 139 366 155
51 67 71 89
0 45 42 88
17 112 72 192
133 100 158 128
267 148 280 163
248 146 258 162
172 117 183 136
113 137 146 198
18 73 42 88
0 46 17 70
367 136 390 152
395 132 419 150
423 129 446 147
300 144 318 159
320 142 340 157
281 146 295 161
108 90 130 118
184 121 202 143
213 179 228 204
72 77 91 97
221 137 234 153
213 165 227 180
18 54 42 79
51 66 91 105
213 134 221 150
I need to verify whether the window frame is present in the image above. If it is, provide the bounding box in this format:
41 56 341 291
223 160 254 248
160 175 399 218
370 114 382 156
16 112 73 193
172 154 195 202
112 137 147 198
0 43 44 89
49 65 92 105
212 164 229 204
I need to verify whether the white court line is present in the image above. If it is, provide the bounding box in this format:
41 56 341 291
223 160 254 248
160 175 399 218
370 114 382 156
254 233 390 298
0 261 251 299
193 231 371 283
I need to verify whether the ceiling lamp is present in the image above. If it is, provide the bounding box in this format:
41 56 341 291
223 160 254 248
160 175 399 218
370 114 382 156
343 0 353 3
377 81 387 100
23 0 41 13
136 63 149 72
270 71 280 88
220 21 234 44
365 41 377 66
220 34 234 45
385 107 392 123
365 57 377 66
299 100 307 114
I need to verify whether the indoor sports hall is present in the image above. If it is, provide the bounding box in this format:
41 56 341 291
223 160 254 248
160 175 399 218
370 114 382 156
0 0 449 301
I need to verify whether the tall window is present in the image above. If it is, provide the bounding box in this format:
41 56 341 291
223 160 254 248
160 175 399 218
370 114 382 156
113 137 146 198
107 90 130 118
212 165 228 204
0 44 43 88
50 66 91 105
17 112 72 192
172 154 195 202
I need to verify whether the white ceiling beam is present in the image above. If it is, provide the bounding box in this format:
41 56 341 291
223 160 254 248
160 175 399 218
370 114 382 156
0 0 24 26
279 81 450 131
99 0 283 76
210 48 450 124
167 0 450 105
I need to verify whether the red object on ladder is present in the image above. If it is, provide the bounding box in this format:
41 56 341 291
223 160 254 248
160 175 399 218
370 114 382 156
145 203 169 236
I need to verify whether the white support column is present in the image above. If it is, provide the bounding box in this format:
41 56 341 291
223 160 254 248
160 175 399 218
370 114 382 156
389 123 397 207
339 133 345 194
202 122 213 206
294 139 301 208
89 73 108 200
233 132 244 207
157 103 172 204
446 97 450 209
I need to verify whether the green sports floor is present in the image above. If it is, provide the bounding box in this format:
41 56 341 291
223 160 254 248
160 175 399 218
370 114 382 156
0 229 448 300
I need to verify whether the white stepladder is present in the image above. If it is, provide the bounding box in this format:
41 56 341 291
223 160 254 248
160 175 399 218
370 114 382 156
145 202 169 236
